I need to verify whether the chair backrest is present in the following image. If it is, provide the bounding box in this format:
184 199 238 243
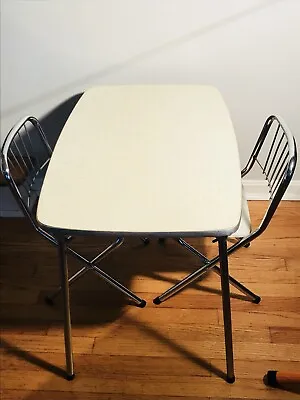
241 115 297 236
1 116 52 229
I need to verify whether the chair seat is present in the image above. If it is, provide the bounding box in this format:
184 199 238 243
230 186 251 238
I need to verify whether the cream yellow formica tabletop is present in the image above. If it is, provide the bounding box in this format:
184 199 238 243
37 85 242 236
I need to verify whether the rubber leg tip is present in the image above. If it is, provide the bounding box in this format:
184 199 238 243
45 296 54 306
66 373 75 381
266 370 277 387
253 296 261 304
158 238 166 244
244 243 251 248
153 297 162 305
138 300 147 308
226 376 235 384
143 238 150 245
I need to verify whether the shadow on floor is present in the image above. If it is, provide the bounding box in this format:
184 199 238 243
1 218 248 393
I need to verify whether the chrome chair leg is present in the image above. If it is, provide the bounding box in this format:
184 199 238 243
218 237 235 383
89 237 124 265
153 256 214 304
58 238 74 380
45 238 123 305
86 238 145 307
91 264 146 307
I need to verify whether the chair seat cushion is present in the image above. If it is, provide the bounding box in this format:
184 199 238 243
230 186 251 238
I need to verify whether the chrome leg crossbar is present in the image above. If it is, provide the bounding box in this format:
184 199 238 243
46 237 146 308
153 237 260 305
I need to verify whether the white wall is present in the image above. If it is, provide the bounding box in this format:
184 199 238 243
1 0 299 195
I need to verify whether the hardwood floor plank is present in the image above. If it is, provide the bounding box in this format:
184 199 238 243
47 320 270 342
0 324 49 336
221 310 300 329
270 327 300 344
0 288 40 305
0 352 210 377
285 258 300 277
0 391 211 400
92 323 300 361
1 371 298 399
2 351 299 380
0 334 94 354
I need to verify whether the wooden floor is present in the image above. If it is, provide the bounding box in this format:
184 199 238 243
0 201 299 400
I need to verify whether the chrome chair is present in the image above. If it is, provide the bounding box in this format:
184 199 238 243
153 115 297 382
0 117 146 306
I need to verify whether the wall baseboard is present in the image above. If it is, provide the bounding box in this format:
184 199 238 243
243 179 300 200
0 210 23 217
1 180 299 218
0 188 23 217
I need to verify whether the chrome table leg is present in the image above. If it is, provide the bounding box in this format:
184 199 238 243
218 237 235 383
58 238 74 380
